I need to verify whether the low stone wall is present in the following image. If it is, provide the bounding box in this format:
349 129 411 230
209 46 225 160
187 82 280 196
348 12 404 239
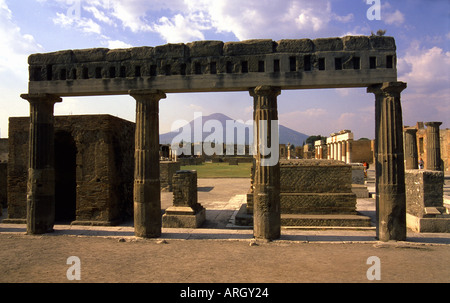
279 159 356 215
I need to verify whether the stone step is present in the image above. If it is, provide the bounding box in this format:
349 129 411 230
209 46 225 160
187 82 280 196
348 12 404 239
281 213 373 227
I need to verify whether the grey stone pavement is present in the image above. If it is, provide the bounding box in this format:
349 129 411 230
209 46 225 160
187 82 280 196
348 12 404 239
1 169 449 245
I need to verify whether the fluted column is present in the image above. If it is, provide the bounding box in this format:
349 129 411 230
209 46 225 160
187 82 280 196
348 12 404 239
404 128 418 169
367 82 407 242
425 122 442 171
20 93 62 235
130 89 166 238
346 139 352 164
249 86 281 240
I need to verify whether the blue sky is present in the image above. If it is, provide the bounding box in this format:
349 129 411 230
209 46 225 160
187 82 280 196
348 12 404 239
0 0 448 139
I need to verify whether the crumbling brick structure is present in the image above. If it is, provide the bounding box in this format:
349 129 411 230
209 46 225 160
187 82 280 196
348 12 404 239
5 115 135 225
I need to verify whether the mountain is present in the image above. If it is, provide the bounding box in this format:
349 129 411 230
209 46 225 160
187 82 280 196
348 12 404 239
160 113 309 146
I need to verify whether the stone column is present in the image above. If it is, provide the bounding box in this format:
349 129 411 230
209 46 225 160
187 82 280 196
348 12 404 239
367 82 407 242
346 140 352 164
20 93 62 235
341 141 347 163
337 142 342 162
404 128 418 169
425 122 442 171
249 86 281 240
130 89 166 238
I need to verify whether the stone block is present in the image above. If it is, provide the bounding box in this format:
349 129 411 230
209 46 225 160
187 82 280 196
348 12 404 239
280 193 357 214
406 213 450 233
162 170 205 228
276 39 314 53
369 36 396 50
106 49 131 62
187 40 224 57
223 39 276 56
313 38 343 51
28 50 75 65
405 169 444 218
162 206 206 228
351 165 365 184
153 43 189 59
130 47 154 60
280 159 352 193
73 48 109 63
160 161 181 192
343 36 370 50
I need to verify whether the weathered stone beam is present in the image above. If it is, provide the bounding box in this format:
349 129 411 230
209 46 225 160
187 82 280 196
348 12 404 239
27 36 397 95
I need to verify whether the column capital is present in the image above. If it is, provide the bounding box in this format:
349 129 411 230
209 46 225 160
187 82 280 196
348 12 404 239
249 86 281 98
425 121 442 128
367 81 407 95
129 89 166 102
404 127 418 135
20 93 62 104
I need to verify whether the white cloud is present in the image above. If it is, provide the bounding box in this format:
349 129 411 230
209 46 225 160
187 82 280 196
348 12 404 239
381 2 405 26
0 0 44 137
106 40 133 49
398 41 450 128
153 13 208 43
53 12 102 34
398 42 450 93
384 10 405 25
84 5 114 26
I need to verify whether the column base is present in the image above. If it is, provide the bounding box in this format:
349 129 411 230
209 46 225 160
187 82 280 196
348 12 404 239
162 206 206 228
407 213 450 233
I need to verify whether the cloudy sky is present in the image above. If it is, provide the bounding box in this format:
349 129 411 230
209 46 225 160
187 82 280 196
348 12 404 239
0 0 448 139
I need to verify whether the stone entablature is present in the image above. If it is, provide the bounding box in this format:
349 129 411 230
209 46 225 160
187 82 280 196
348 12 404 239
27 36 397 96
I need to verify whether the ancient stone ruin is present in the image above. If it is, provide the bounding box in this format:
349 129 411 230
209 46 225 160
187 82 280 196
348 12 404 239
5 115 135 225
19 35 407 241
162 170 205 228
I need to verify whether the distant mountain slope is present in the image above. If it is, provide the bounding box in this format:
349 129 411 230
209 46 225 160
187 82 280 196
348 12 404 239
160 113 309 146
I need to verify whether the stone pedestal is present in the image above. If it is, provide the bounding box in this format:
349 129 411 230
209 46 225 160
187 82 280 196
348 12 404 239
279 159 371 227
130 90 166 238
160 161 181 192
425 122 442 171
21 93 62 235
405 170 450 232
368 82 407 242
162 170 205 228
250 86 281 240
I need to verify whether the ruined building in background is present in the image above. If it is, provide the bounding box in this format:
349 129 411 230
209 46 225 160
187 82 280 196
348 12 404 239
5 115 135 225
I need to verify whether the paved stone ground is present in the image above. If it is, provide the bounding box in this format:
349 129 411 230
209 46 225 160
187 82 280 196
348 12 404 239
1 173 449 285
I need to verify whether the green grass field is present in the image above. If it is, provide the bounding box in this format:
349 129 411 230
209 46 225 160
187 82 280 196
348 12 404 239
180 162 252 178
